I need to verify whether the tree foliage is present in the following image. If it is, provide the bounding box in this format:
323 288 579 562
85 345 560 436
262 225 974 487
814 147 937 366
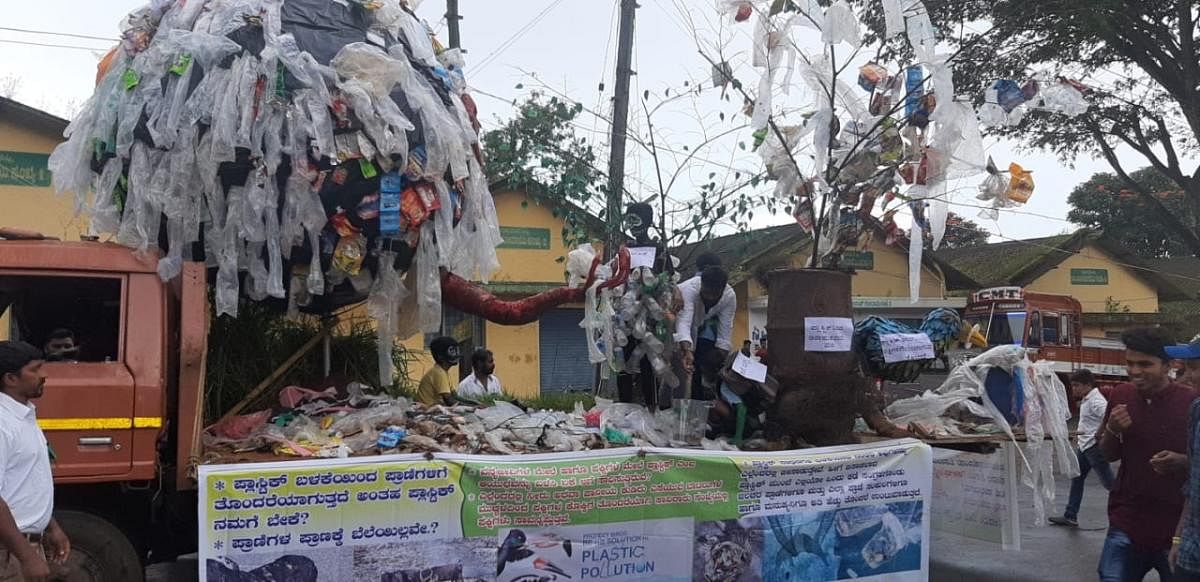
871 1 1200 257
481 93 605 249
931 212 990 249
1067 167 1197 258
481 92 779 248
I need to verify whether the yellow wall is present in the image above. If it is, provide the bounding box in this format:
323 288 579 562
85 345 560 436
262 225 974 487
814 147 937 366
0 115 86 339
491 189 586 285
1025 242 1159 314
744 237 947 300
486 320 540 398
0 118 87 241
732 283 751 348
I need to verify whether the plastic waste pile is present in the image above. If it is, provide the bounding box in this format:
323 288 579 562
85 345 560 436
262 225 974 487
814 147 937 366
203 384 759 458
48 0 501 385
722 0 1090 301
883 345 1079 525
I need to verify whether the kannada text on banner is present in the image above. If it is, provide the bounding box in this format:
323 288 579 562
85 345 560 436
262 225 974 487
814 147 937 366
199 439 932 582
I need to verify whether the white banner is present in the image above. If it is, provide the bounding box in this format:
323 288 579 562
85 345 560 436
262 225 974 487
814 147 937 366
198 440 933 581
930 443 1021 550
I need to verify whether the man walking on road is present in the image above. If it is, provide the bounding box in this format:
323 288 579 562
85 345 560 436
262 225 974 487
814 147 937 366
1097 327 1194 582
1051 369 1115 527
1169 339 1200 580
0 341 70 582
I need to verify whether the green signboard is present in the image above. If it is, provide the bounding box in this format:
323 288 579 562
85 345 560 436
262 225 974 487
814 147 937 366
498 226 551 250
0 151 51 188
842 250 875 270
1071 268 1109 285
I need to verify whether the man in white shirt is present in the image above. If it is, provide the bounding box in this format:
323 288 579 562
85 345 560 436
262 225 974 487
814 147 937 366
457 348 502 398
0 341 70 581
1050 369 1115 527
674 264 736 400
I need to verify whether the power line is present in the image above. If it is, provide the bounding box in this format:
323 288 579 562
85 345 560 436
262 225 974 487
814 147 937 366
0 26 117 42
0 38 108 52
471 0 567 75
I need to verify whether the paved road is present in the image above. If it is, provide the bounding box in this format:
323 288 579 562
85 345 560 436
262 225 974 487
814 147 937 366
149 456 1155 582
930 460 1165 582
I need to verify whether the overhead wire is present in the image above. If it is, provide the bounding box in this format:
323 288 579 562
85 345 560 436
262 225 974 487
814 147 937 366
470 0 567 76
0 38 109 52
0 26 117 42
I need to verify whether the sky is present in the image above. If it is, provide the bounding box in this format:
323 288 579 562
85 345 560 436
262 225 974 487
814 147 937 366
0 0 1138 244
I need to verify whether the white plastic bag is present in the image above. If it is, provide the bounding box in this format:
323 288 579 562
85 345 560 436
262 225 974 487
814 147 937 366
821 1 861 48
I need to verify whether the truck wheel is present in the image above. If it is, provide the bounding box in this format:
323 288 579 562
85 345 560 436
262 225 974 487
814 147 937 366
53 510 144 582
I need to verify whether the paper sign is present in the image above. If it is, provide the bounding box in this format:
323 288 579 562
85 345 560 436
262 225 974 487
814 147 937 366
880 333 935 363
804 317 854 352
628 246 657 269
731 352 768 382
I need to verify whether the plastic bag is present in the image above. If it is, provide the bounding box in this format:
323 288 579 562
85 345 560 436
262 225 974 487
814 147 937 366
821 1 861 48
1006 163 1034 203
416 222 443 333
331 42 406 96
977 165 1009 202
1036 81 1089 117
567 243 598 288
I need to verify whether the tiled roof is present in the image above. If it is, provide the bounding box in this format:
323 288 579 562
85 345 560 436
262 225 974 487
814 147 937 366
934 233 1075 288
935 229 1188 300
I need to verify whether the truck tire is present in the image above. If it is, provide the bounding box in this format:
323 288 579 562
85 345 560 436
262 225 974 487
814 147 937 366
53 510 144 582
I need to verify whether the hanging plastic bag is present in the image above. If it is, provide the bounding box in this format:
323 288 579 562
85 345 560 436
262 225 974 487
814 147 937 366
857 62 888 92
416 222 443 333
1036 81 1089 116
821 1 861 48
1007 163 1034 203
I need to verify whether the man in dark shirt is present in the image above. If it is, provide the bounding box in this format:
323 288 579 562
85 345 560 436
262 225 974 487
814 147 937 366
1169 339 1200 580
1098 327 1195 581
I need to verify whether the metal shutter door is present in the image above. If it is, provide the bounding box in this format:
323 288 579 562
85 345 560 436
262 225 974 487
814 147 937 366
538 308 594 394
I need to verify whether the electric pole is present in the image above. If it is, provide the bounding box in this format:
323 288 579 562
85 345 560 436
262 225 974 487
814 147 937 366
605 0 637 257
446 0 462 50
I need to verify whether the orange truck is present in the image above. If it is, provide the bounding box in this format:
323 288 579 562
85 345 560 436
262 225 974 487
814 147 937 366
0 237 221 580
963 286 1128 383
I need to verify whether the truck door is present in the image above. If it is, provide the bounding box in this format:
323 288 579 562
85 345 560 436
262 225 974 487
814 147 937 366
0 272 135 478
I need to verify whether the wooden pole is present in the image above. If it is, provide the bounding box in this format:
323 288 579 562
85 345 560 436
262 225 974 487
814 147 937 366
605 0 637 257
445 0 462 50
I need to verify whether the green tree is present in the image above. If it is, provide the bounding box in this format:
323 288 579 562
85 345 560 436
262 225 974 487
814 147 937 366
876 1 1200 257
481 93 606 249
1067 168 1197 258
481 92 775 248
930 212 990 249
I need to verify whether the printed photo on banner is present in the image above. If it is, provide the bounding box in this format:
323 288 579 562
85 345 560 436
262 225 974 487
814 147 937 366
205 547 351 582
693 518 764 582
498 518 693 582
352 538 494 581
762 501 924 581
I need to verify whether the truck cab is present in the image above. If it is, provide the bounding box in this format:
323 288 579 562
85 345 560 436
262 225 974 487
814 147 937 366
0 236 207 581
964 286 1127 381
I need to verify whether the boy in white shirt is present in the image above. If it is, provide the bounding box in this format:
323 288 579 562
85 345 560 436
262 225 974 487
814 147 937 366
1050 369 1115 527
457 348 502 398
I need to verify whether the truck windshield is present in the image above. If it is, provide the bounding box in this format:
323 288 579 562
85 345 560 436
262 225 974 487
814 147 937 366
968 313 1028 346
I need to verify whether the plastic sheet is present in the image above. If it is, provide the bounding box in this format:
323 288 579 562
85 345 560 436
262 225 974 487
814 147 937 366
1034 81 1088 116
821 1 861 49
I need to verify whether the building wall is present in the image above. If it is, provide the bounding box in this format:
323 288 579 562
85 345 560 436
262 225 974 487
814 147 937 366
1023 242 1159 337
0 117 86 241
0 115 84 340
490 188 578 285
742 236 953 344
486 320 539 398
